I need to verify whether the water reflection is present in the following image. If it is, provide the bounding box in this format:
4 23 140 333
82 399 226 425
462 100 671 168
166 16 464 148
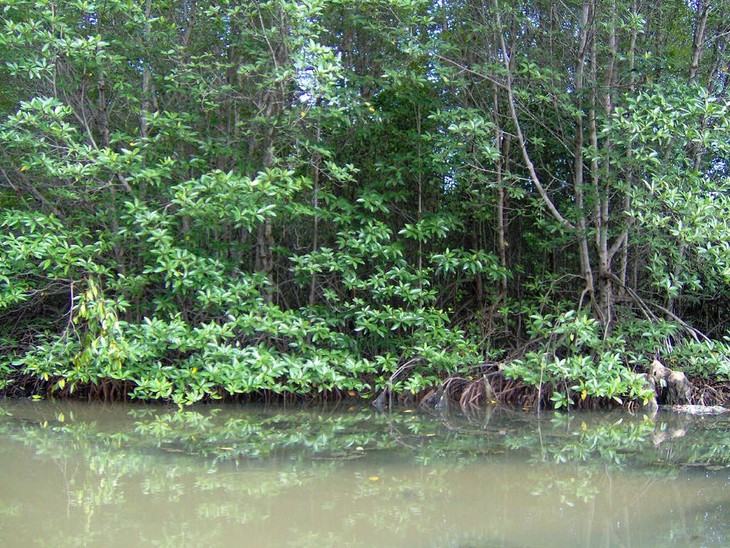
0 401 728 546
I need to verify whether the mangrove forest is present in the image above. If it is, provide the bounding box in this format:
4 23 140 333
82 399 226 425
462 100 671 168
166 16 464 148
1 0 729 409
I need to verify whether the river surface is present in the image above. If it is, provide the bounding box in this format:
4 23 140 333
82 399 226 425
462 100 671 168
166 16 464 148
0 400 728 547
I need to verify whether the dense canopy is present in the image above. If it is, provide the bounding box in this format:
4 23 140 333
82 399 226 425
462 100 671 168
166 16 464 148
1 0 729 408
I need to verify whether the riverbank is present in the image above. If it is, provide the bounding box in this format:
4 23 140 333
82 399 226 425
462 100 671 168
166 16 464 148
2 360 728 414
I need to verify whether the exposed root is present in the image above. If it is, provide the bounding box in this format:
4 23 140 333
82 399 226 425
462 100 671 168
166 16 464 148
420 367 542 412
692 378 729 407
420 366 730 413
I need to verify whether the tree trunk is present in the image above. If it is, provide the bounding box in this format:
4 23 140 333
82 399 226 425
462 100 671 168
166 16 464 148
572 0 597 314
308 123 321 308
689 0 710 82
493 84 510 301
256 129 276 304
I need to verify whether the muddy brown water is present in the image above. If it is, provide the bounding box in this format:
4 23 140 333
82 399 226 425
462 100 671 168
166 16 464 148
0 400 728 547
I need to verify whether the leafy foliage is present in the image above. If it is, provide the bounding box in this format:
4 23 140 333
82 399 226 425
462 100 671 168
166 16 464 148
1 0 729 407
504 311 655 408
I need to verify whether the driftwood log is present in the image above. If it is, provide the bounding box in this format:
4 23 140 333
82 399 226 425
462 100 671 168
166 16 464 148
647 360 693 406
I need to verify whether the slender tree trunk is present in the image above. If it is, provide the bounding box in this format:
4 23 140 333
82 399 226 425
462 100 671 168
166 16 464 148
308 123 321 307
139 0 153 141
252 4 290 305
256 127 276 304
572 0 597 313
689 0 710 172
617 0 639 295
95 40 129 276
592 0 620 328
180 0 197 48
416 104 424 297
493 83 510 300
689 0 710 82
493 0 573 231
667 0 710 314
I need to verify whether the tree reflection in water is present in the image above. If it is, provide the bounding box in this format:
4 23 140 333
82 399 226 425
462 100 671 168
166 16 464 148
0 402 728 547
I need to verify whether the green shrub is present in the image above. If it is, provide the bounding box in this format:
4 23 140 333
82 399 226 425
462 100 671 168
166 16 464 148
504 310 654 409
